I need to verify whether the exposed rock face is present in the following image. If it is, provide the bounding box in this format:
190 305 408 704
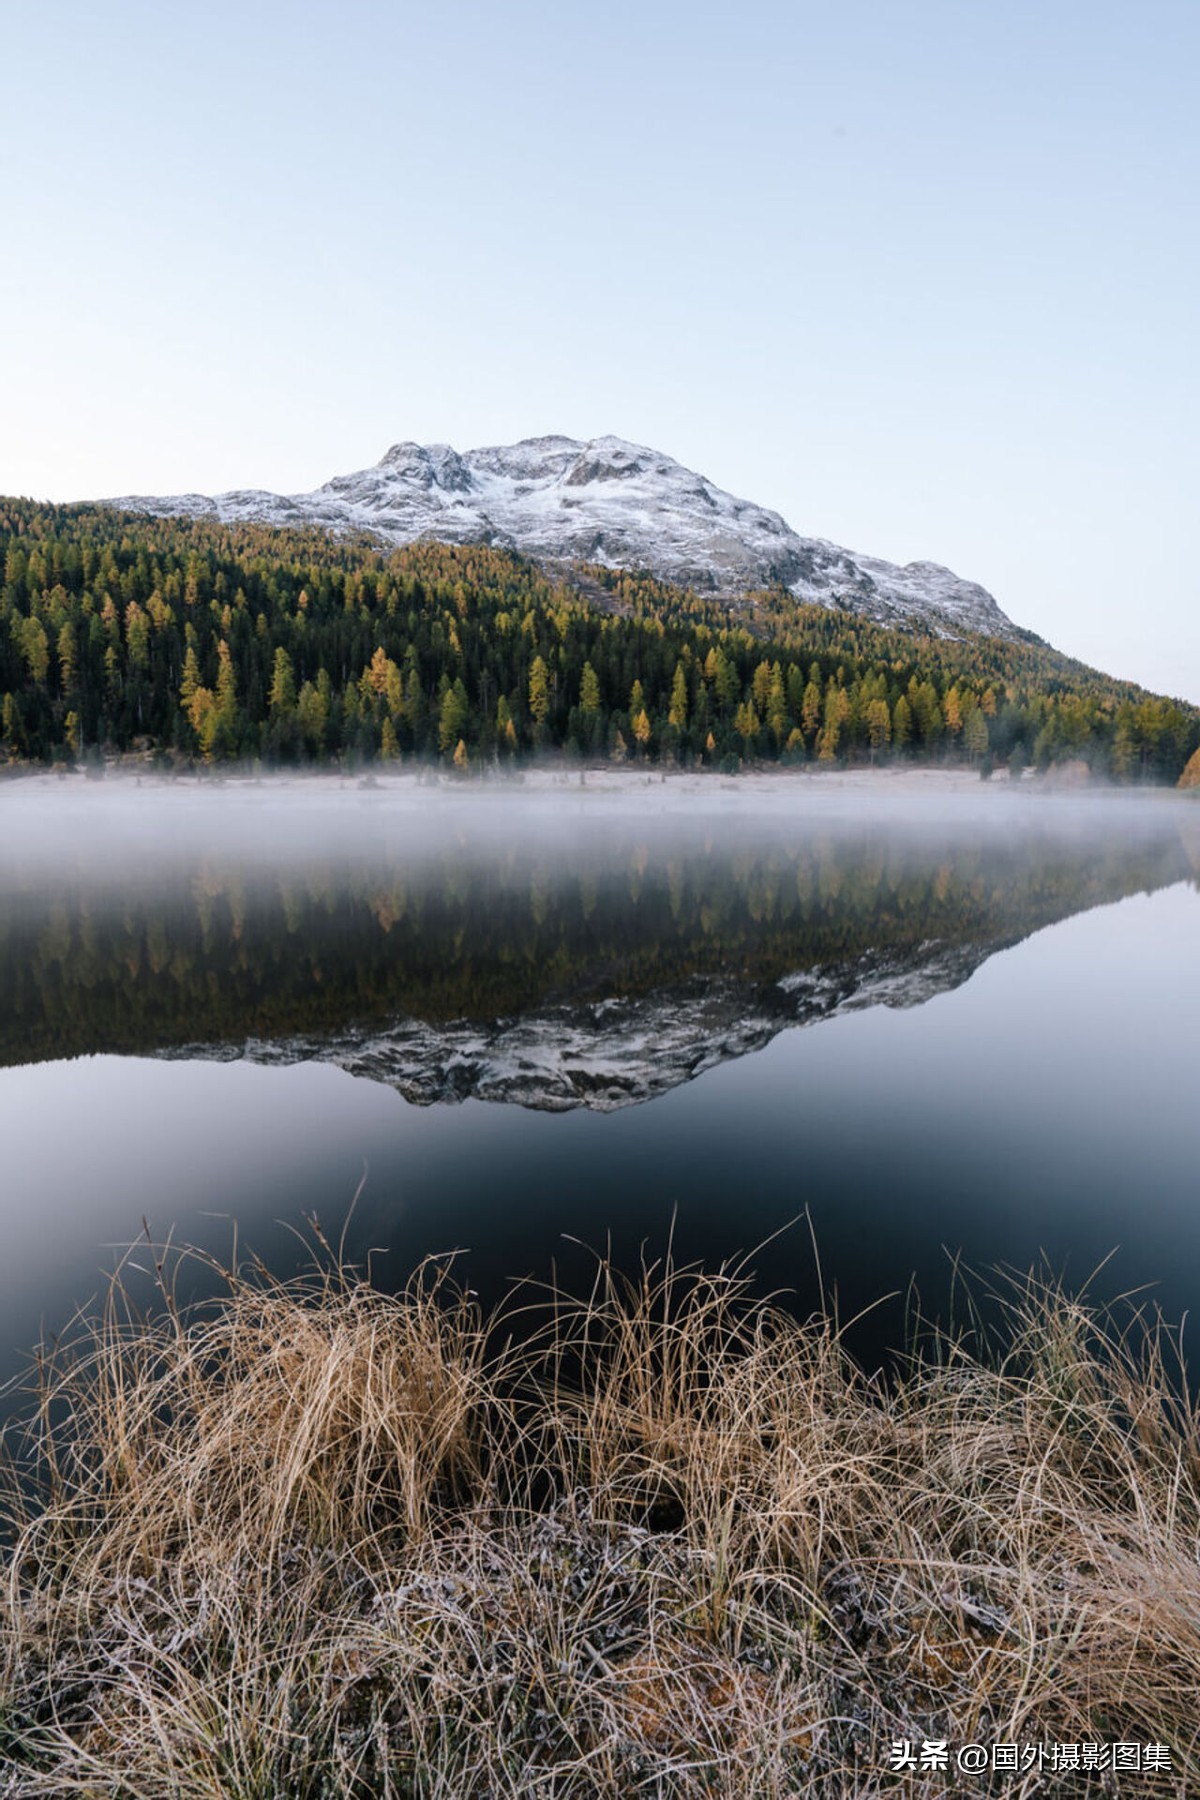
105 434 1020 639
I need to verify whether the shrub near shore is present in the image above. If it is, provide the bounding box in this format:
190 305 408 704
1 1250 1197 1797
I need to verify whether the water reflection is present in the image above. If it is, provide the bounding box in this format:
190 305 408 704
1 797 1193 1108
1 787 1198 1393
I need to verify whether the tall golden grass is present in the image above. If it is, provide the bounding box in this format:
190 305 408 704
1 1242 1196 1796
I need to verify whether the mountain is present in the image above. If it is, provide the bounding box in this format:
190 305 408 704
106 435 1020 640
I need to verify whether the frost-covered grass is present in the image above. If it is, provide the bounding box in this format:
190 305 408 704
2 1246 1197 1797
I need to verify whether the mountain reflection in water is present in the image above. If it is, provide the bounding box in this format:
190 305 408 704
0 791 1193 1108
0 783 1198 1390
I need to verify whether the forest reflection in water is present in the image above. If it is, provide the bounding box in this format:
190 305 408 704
0 781 1198 1388
1 786 1195 1086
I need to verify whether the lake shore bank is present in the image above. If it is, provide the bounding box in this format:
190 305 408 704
0 758 1119 797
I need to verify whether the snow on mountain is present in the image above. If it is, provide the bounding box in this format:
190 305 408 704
105 434 1019 639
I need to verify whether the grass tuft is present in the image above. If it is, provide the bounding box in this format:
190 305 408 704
1 1246 1197 1795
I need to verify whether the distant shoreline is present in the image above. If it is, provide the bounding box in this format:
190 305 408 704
0 758 1165 800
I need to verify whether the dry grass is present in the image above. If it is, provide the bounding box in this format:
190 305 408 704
1 1242 1197 1797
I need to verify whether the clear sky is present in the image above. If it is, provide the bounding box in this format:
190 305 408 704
3 0 1197 701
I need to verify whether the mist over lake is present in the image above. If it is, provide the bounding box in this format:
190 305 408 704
2 773 1198 1387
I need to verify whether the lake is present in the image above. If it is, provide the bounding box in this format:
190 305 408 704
2 774 1198 1390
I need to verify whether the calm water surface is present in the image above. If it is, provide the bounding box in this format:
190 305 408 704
1 780 1197 1388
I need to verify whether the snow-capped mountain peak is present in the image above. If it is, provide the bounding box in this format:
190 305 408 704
104 435 1020 639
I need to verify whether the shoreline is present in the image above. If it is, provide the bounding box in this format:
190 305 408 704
0 758 1175 800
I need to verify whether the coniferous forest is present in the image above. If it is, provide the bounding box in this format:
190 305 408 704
1 500 1196 781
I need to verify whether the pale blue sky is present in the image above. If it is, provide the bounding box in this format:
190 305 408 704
2 1 1197 700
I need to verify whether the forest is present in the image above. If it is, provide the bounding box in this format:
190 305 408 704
1 499 1196 781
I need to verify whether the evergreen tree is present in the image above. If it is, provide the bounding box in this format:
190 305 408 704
963 707 989 763
269 646 297 716
528 656 551 737
866 697 891 759
668 661 688 729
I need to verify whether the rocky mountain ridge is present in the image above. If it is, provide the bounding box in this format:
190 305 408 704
106 434 1020 640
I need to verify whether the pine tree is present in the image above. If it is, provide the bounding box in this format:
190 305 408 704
801 679 822 744
364 646 392 698
269 646 296 716
214 640 239 750
529 656 551 734
734 698 761 750
668 661 688 729
2 693 21 753
180 646 202 707
18 616 49 685
297 680 329 755
866 697 891 759
963 707 989 762
766 665 787 744
714 656 740 713
57 622 77 691
438 680 469 754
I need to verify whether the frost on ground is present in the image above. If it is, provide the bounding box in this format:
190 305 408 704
2 1256 1196 1797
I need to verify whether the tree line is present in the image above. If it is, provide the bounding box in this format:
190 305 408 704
1 500 1196 782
